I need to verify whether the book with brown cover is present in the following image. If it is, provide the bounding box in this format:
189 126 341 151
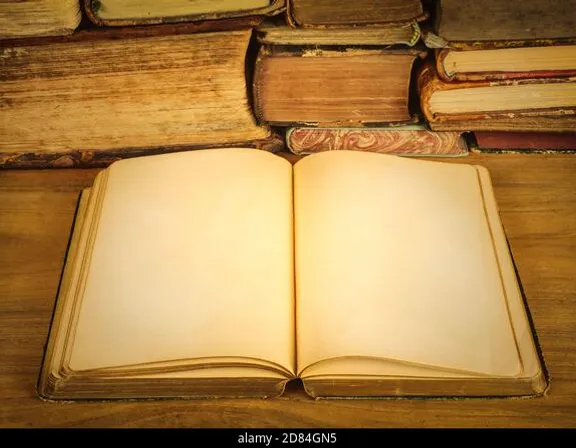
433 0 576 44
83 0 285 27
418 63 576 132
286 0 425 27
470 132 576 153
253 45 426 127
0 27 280 168
0 0 81 39
286 126 468 157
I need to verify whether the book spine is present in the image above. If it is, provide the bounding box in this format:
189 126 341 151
286 127 468 156
83 0 285 27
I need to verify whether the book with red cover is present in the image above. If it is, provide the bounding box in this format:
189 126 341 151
286 0 426 28
470 132 576 153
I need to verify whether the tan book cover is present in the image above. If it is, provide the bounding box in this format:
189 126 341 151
0 29 273 167
83 0 285 27
0 0 81 39
39 149 546 400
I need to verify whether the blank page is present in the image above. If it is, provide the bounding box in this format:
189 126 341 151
68 149 295 374
294 151 520 377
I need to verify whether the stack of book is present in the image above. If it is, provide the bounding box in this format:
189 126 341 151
419 0 576 152
254 0 468 157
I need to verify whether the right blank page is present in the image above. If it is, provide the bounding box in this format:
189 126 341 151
294 151 521 377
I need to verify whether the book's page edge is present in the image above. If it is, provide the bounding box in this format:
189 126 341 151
474 166 549 394
37 187 94 399
0 1 81 40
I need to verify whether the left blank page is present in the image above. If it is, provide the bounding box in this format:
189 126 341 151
68 149 295 374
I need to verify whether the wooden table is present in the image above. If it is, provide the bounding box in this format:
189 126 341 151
1 153 575 428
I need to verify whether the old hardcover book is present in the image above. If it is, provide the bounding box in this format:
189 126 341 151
471 132 576 153
433 0 576 43
38 148 547 400
83 0 284 26
0 0 81 39
286 126 468 156
0 29 274 167
418 63 576 132
256 19 421 47
435 45 576 82
253 46 425 126
286 0 425 27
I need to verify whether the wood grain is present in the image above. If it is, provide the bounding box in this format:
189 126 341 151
1 153 576 427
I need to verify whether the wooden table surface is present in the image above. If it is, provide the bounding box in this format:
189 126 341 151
1 152 575 428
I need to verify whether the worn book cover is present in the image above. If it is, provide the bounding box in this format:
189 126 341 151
0 28 277 168
418 63 576 132
286 0 425 27
435 45 576 82
433 0 576 44
254 45 426 127
0 0 81 39
83 0 285 27
256 18 422 47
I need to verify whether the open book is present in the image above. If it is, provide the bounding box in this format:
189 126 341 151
38 149 547 400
